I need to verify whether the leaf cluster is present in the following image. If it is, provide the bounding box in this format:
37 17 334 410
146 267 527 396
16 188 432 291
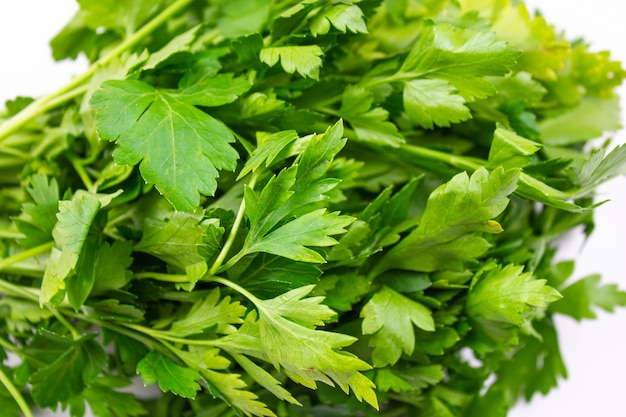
0 0 625 416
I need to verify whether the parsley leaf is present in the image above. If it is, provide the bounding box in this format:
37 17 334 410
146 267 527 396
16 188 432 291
91 79 240 211
361 286 435 367
466 264 562 326
136 351 201 399
373 167 519 275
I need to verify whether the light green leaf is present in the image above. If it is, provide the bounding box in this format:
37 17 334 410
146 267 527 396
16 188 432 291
203 367 276 417
309 4 368 36
260 45 324 79
231 353 301 406
374 167 519 275
217 286 378 409
488 126 541 169
173 72 252 107
14 174 60 248
339 85 404 147
40 191 103 307
466 265 562 326
170 288 245 336
400 23 521 98
238 130 299 179
136 351 201 399
143 25 202 70
77 0 165 36
403 79 471 129
247 208 353 263
91 79 239 211
550 274 626 321
566 144 626 199
361 286 435 367
539 97 622 146
244 121 352 263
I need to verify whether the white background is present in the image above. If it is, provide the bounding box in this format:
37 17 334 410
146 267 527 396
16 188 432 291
0 1 625 416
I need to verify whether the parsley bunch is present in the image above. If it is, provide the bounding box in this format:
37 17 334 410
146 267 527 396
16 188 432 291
1 1 625 416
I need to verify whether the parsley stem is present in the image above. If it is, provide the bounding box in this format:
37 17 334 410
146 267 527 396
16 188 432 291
210 277 260 307
0 241 54 272
47 305 81 340
0 279 39 302
0 0 194 143
209 174 258 275
134 272 189 283
0 366 33 417
66 153 95 192
0 228 23 239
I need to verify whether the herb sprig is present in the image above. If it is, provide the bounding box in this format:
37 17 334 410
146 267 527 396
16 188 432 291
1 1 626 416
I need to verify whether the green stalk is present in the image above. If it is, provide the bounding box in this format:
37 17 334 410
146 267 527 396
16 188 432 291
47 306 81 340
209 174 258 275
0 0 194 143
0 241 54 272
134 272 189 283
0 367 33 417
0 279 39 302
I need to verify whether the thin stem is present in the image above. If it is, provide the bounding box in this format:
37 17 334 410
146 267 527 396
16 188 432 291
66 153 95 192
0 0 194 142
120 322 218 347
0 241 54 272
47 306 81 340
0 279 39 302
209 277 259 307
0 366 33 417
0 228 23 239
134 272 189 283
209 174 258 275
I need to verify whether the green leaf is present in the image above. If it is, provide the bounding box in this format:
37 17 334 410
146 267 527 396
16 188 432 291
539 97 622 146
466 264 562 326
244 121 353 263
361 286 435 367
238 130 299 179
83 379 148 417
309 4 368 36
136 351 201 399
231 353 301 406
77 0 165 35
339 85 404 147
91 240 133 294
238 253 322 298
173 72 252 107
260 45 324 79
30 334 107 408
488 126 541 169
403 79 471 129
247 208 353 263
217 0 271 38
493 320 567 402
135 212 221 282
566 144 626 199
374 167 519 275
40 191 103 307
91 79 239 211
143 25 202 70
400 23 521 99
550 275 626 321
14 174 59 248
170 288 245 336
203 367 276 417
218 285 378 409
